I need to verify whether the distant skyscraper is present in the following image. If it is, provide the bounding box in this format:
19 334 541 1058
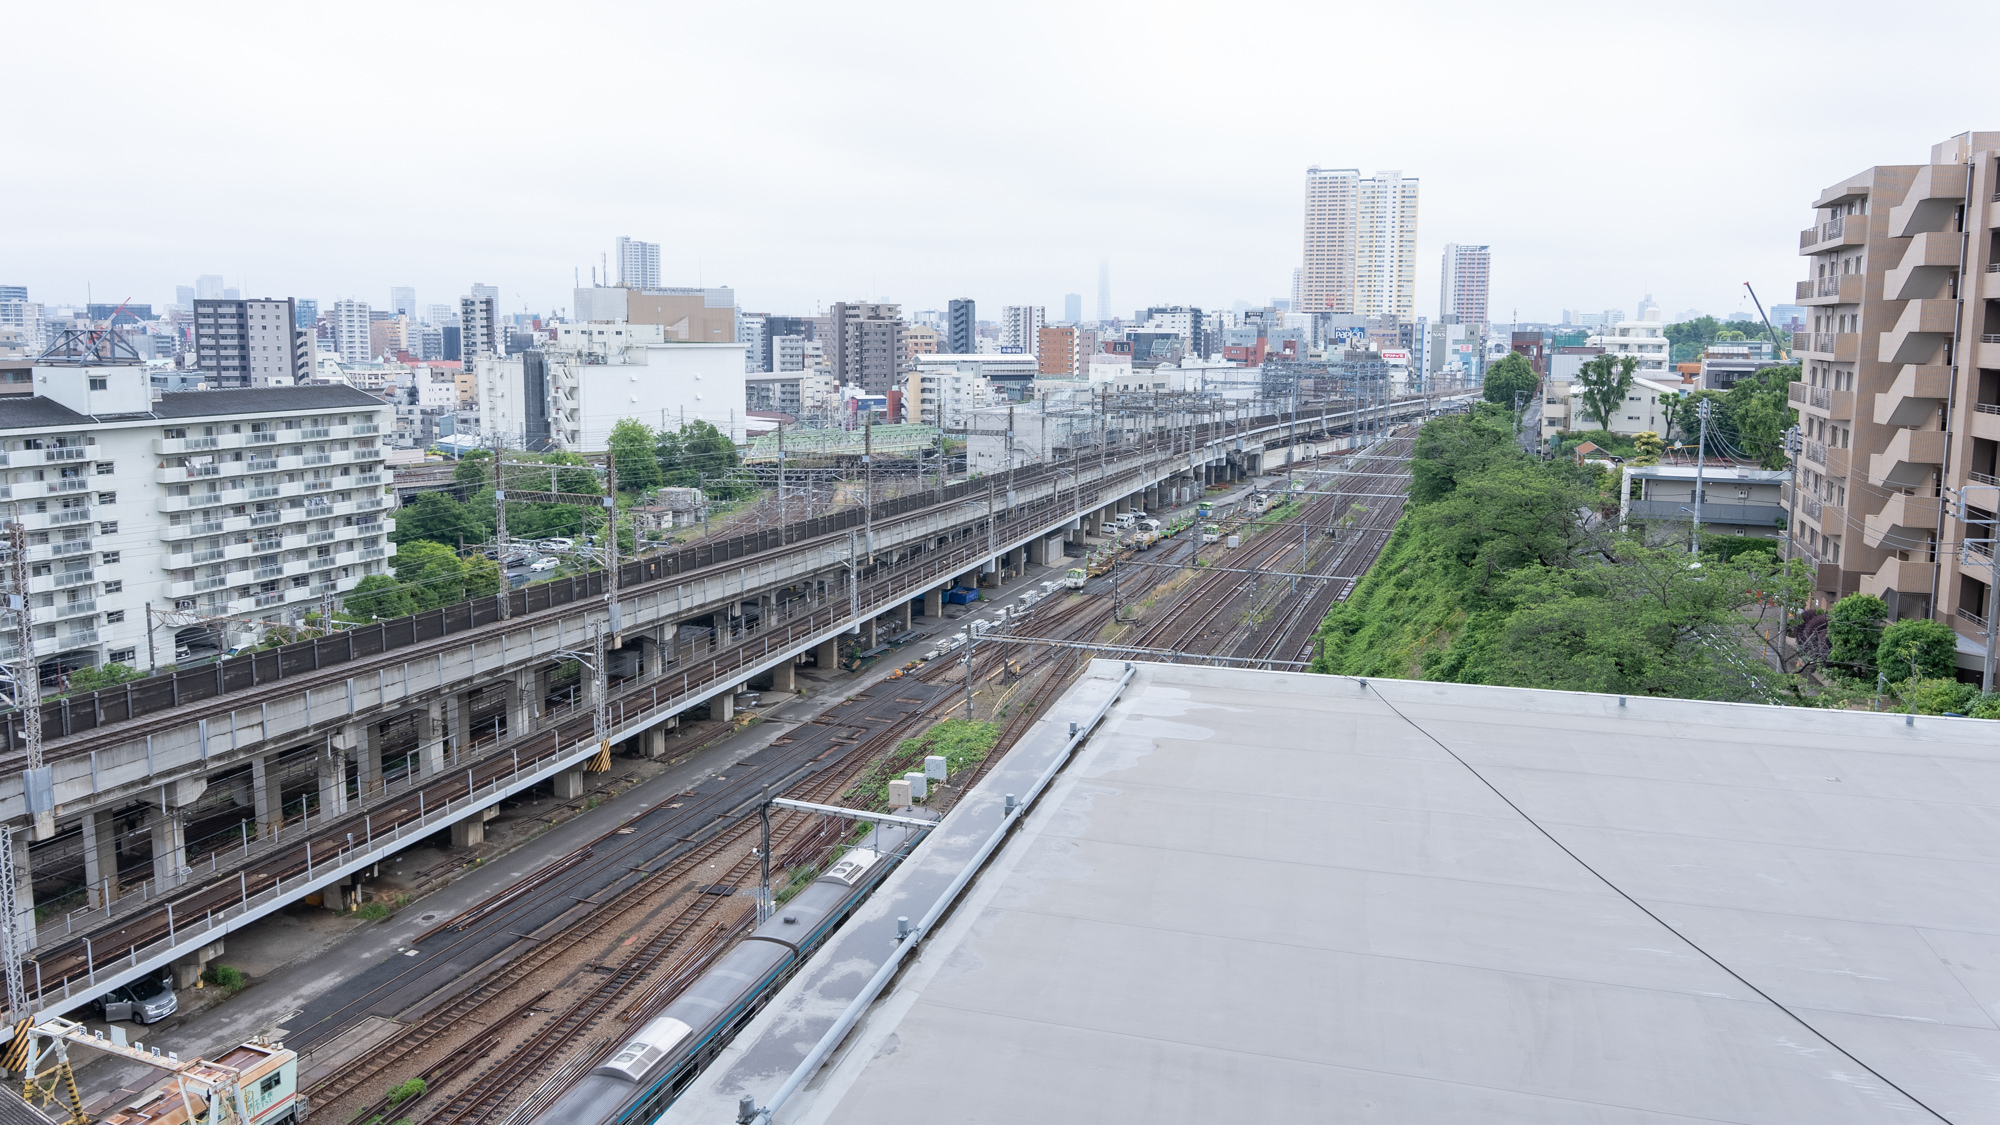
1063 293 1082 323
1302 167 1420 318
470 282 500 304
1097 260 1110 323
947 299 976 354
1001 306 1046 356
0 286 25 303
196 275 225 300
331 299 372 363
738 312 770 373
390 286 417 317
295 298 318 329
425 303 457 327
616 236 661 289
1290 268 1302 314
1439 244 1490 328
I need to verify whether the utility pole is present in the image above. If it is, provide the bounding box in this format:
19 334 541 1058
1952 484 2000 693
863 418 873 562
7 522 50 840
603 458 620 638
1692 399 1712 557
0 827 23 1019
144 600 156 669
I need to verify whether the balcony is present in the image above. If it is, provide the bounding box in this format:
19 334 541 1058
1870 427 1950 487
1878 299 1959 365
41 446 90 463
299 427 331 439
1798 332 1859 361
44 477 91 494
1972 403 2000 442
1802 273 1864 306
253 591 285 608
53 568 93 588
1862 492 1941 551
48 599 97 620
37 540 93 561
1874 364 1953 427
56 629 99 649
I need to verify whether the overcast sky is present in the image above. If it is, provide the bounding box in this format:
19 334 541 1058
10 0 1997 326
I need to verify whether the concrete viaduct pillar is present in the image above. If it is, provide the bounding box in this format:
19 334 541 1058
815 636 839 671
924 587 943 618
82 808 119 907
771 657 796 693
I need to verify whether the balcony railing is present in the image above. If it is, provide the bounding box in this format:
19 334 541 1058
1795 279 1815 301
53 599 96 619
48 540 92 558
308 530 335 544
60 629 98 647
196 574 230 592
250 511 281 526
254 565 285 581
249 431 278 444
1813 333 1833 352
361 546 386 560
1960 606 1989 630
1818 275 1844 297
53 569 93 588
309 555 337 570
1799 227 1819 249
1974 471 2000 487
1978 403 2000 415
1984 335 2000 344
300 427 330 439
1806 438 1827 465
302 453 331 465
254 591 285 607
47 478 90 493
354 423 380 434
304 480 332 491
1822 216 1845 241
48 507 91 525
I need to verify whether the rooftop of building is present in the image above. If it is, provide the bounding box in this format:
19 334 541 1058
1627 463 1790 481
0 384 389 430
762 662 2000 1124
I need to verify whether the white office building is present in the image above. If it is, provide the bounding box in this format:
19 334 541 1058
476 323 747 451
616 237 661 289
1000 306 1045 356
0 366 396 674
772 334 807 373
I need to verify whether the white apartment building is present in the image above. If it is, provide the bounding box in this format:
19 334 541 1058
1355 170 1420 318
616 236 661 289
0 366 396 675
1000 306 1045 356
904 363 995 428
331 299 372 364
460 293 500 362
1587 318 1672 377
1439 244 1490 327
1566 374 1683 437
478 323 747 450
772 334 806 373
737 312 769 373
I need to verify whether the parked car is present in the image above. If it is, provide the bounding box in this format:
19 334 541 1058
539 537 575 553
529 557 561 573
97 973 177 1024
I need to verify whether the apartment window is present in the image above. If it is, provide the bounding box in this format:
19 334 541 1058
94 462 113 475
108 648 135 664
99 523 117 536
97 491 115 505
105 608 124 622
101 549 120 563
88 377 107 391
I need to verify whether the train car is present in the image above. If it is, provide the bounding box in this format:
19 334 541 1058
529 817 930 1125
1201 523 1221 544
1063 567 1088 590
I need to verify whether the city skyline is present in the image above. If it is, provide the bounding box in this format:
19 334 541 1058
6 1 1992 326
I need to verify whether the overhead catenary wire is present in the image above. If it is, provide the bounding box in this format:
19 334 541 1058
1359 681 1953 1124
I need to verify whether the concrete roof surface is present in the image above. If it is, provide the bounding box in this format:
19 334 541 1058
788 665 2000 1124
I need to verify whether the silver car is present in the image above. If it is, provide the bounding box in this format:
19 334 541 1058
98 974 177 1024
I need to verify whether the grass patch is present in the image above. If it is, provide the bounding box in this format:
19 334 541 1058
200 963 247 992
354 894 411 921
843 718 1001 807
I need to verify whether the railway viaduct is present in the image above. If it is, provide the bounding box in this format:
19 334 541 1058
0 399 1431 1022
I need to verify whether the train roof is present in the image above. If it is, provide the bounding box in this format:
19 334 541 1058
675 662 2000 1123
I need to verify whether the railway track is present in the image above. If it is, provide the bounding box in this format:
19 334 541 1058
299 437 1425 1122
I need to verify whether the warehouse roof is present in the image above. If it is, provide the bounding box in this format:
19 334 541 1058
776 664 2000 1124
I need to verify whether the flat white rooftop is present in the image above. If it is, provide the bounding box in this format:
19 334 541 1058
783 664 2000 1123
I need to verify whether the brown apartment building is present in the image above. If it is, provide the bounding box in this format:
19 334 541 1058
1787 131 2000 672
1037 325 1101 378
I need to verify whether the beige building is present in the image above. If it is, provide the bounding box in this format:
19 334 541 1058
906 323 940 362
625 288 737 342
1301 167 1419 318
1785 131 2000 672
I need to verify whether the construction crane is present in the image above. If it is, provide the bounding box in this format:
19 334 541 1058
1743 282 1791 364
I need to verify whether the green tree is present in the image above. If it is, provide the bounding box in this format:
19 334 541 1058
1630 432 1664 464
1481 352 1538 412
1877 618 1957 684
393 540 465 610
1826 593 1887 678
344 574 416 620
1574 354 1639 431
392 492 490 547
1722 365 1799 468
607 419 661 492
1410 405 1523 505
452 449 492 488
1414 461 1598 597
462 555 503 600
